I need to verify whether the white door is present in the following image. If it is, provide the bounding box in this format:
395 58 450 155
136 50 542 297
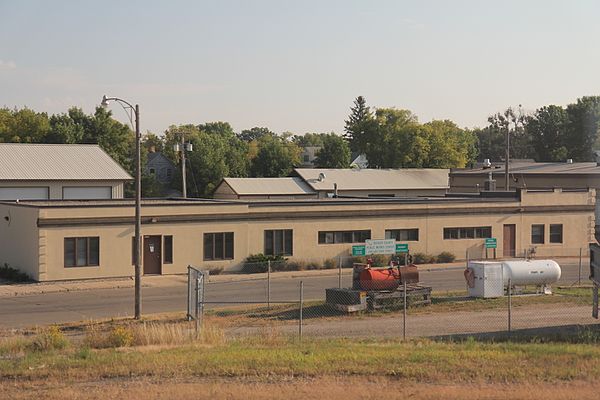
63 186 112 200
0 187 49 200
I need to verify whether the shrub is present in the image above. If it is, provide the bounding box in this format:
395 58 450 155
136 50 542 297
205 266 223 275
323 258 337 269
436 251 456 263
412 252 436 265
352 256 367 265
30 326 68 351
306 262 321 270
0 263 30 282
285 261 307 271
107 326 134 347
242 254 287 273
369 254 390 268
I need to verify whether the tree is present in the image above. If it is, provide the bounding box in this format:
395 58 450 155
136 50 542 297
250 134 301 177
475 106 533 162
142 132 164 153
344 96 377 154
314 133 351 168
238 127 273 142
565 96 600 161
422 120 477 168
292 132 327 147
525 105 569 162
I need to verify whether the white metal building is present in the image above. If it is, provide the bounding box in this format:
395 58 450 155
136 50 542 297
0 143 132 200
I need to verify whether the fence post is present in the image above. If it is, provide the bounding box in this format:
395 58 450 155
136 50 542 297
403 280 407 340
267 260 271 309
195 273 200 338
299 281 304 341
507 278 512 333
338 256 342 288
579 248 583 286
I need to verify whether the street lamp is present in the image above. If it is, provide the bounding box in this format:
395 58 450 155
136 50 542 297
100 95 142 320
173 134 193 198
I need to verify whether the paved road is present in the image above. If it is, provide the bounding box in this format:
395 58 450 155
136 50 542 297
0 263 589 329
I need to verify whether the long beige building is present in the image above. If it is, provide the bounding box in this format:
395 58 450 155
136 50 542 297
0 188 594 281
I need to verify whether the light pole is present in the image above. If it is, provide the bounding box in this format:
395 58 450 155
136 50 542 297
100 95 142 320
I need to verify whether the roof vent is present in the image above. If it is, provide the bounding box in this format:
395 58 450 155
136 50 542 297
318 172 326 182
566 159 573 164
482 159 492 168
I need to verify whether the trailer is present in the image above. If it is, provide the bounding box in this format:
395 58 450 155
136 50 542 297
325 262 432 312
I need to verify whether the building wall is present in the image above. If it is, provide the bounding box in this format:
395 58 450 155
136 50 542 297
0 180 125 199
2 189 594 281
449 173 599 193
0 204 41 280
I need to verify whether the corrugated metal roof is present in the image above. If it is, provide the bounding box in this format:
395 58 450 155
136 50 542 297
294 168 449 191
0 143 133 181
452 162 600 175
222 177 316 195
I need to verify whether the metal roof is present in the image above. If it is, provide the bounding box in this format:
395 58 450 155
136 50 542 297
294 168 449 191
451 162 600 175
221 177 316 195
0 143 133 181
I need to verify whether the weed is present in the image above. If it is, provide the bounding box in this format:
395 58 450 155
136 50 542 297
30 326 69 351
107 325 134 347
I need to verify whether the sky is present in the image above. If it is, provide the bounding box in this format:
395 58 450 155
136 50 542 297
2 0 600 136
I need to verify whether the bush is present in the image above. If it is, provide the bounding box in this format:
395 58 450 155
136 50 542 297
412 252 436 265
0 263 30 282
285 261 307 271
436 251 456 263
323 258 337 269
30 326 68 351
306 262 321 270
369 254 390 268
242 254 287 273
205 266 223 275
107 326 134 347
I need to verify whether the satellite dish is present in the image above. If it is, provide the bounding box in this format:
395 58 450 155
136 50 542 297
318 172 326 182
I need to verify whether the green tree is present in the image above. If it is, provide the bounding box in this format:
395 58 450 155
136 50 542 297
525 105 569 161
142 132 164 153
565 96 600 161
314 133 351 168
344 96 377 154
238 127 273 142
250 134 301 177
422 120 477 168
368 108 423 168
292 132 327 147
475 107 533 162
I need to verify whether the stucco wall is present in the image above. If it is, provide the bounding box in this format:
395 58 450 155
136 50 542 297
0 204 40 280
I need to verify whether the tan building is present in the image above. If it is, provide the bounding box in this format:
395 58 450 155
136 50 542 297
0 143 132 200
213 177 318 200
450 161 600 234
0 188 594 281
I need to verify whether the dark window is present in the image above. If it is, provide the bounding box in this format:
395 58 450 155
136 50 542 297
265 229 293 255
444 227 492 240
164 235 173 264
549 224 562 244
531 224 545 244
204 232 234 260
303 155 310 162
64 237 99 267
149 168 156 174
385 229 419 241
318 230 371 244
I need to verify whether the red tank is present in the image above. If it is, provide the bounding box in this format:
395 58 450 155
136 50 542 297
359 268 401 290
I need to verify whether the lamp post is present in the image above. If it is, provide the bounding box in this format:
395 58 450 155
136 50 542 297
101 95 142 320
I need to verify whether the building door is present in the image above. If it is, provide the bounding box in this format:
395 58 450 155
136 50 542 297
503 224 516 258
143 235 162 275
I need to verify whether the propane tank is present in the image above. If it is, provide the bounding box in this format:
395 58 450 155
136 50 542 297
502 259 561 286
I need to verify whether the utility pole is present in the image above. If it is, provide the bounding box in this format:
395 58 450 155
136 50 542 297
505 121 510 191
181 133 187 198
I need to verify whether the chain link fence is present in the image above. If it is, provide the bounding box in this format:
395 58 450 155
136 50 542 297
188 247 595 340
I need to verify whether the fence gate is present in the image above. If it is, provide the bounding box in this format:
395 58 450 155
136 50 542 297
187 266 209 333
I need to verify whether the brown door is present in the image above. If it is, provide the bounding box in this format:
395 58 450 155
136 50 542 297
143 235 162 275
503 224 516 258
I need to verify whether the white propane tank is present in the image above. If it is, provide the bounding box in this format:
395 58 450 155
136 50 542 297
501 259 561 286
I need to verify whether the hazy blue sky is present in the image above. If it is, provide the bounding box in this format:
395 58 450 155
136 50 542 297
1 0 600 135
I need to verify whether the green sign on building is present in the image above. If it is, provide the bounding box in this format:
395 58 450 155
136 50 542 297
395 243 409 253
352 245 366 256
485 238 497 249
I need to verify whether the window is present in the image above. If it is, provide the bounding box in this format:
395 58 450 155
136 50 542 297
164 235 173 264
265 229 293 256
385 229 419 241
64 237 99 267
149 168 156 174
166 169 172 179
303 155 310 162
443 227 492 240
204 232 234 260
550 224 563 244
318 230 371 244
531 224 545 244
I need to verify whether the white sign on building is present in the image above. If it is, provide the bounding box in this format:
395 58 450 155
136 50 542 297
365 239 396 255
